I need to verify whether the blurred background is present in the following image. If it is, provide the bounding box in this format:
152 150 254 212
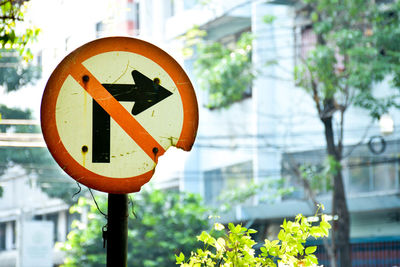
0 0 400 266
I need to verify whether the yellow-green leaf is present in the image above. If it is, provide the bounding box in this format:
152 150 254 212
305 246 317 255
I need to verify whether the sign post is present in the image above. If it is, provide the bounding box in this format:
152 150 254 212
41 37 198 265
106 194 128 266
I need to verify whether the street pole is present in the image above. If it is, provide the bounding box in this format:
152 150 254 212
107 194 128 267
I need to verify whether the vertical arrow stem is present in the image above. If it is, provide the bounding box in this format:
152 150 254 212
92 101 111 163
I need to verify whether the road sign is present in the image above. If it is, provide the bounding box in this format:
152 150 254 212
41 37 198 193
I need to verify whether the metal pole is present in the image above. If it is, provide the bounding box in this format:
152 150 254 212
107 193 128 267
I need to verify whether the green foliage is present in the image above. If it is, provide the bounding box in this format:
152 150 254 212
0 144 75 203
177 209 330 266
263 14 276 24
293 2 400 265
184 28 254 109
0 104 31 132
218 179 294 210
0 104 75 202
34 163 77 204
0 0 40 60
299 156 340 194
0 1 48 200
296 0 400 119
0 142 75 202
60 189 209 267
0 49 41 92
0 1 40 92
0 104 33 176
180 25 207 58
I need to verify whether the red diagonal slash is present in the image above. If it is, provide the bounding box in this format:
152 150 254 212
69 63 165 162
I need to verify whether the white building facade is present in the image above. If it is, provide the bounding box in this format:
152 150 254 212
0 0 400 266
146 0 400 265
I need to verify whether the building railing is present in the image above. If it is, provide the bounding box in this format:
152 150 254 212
315 237 400 267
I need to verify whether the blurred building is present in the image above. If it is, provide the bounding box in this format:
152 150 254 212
0 0 140 266
142 0 400 266
0 0 399 266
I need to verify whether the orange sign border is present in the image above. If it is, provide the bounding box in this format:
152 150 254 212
41 37 198 194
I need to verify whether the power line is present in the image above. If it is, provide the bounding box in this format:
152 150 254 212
0 119 40 125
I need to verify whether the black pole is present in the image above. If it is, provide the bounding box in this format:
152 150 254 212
107 193 128 267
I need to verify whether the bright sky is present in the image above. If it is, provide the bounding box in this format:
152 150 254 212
0 0 191 184
0 0 110 119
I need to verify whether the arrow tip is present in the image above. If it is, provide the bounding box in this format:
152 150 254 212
130 70 173 116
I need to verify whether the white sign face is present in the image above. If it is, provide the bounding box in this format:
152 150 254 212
55 51 184 178
21 221 53 267
41 37 198 193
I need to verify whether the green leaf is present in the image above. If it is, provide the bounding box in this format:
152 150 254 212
277 230 286 240
263 14 276 24
248 229 257 234
175 252 185 264
214 222 225 231
311 11 319 22
305 246 317 255
310 226 324 237
228 223 235 232
321 220 332 230
306 254 319 265
197 231 216 246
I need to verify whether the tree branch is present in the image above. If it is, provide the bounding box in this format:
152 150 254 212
300 56 323 115
285 157 337 267
0 15 23 21
342 120 374 159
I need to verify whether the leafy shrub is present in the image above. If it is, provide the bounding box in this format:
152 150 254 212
176 209 330 266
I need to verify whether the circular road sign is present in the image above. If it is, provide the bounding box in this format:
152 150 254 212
41 37 198 194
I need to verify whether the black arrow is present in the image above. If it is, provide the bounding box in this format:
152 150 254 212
92 70 173 163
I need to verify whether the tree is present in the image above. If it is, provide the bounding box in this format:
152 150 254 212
0 48 41 92
0 0 40 128
294 1 400 266
60 189 209 267
183 27 254 109
187 1 400 266
0 1 39 59
0 103 77 202
0 0 41 119
0 1 69 200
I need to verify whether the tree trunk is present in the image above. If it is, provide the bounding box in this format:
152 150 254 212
321 116 351 267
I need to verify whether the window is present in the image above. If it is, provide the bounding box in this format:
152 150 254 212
348 160 399 194
184 0 197 10
46 213 59 242
167 0 174 18
204 161 253 204
96 22 104 39
11 221 15 249
35 212 59 243
373 163 396 191
204 168 223 203
281 150 326 200
0 223 5 251
299 25 316 61
134 2 140 32
281 141 400 198
348 165 371 193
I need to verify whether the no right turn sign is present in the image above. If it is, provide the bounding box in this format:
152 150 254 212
41 37 198 193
